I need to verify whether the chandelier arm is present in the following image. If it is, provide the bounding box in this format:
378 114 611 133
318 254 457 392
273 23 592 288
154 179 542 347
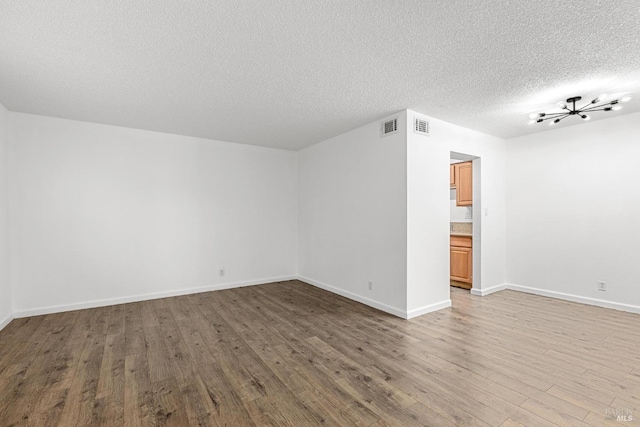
581 108 609 112
579 104 610 112
577 101 594 111
543 113 570 122
543 112 570 117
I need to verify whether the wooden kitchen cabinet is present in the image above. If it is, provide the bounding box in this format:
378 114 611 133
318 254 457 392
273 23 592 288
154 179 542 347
450 235 472 284
455 161 472 206
450 164 456 187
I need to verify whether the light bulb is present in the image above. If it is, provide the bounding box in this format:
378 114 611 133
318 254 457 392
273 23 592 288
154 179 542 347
549 119 559 126
592 93 607 103
529 113 537 119
621 95 632 103
612 105 623 111
581 114 590 121
557 101 567 109
528 119 536 125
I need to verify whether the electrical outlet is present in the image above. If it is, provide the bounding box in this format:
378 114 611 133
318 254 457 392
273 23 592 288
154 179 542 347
465 207 472 219
598 281 606 291
219 268 225 277
368 281 373 290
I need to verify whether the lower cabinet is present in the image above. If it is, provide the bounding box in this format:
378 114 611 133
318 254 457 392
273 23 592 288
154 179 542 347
450 235 472 284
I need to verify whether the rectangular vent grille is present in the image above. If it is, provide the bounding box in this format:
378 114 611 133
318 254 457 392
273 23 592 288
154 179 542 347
414 117 429 135
381 118 398 137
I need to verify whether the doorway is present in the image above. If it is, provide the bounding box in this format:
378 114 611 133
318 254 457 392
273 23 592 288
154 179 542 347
449 152 480 293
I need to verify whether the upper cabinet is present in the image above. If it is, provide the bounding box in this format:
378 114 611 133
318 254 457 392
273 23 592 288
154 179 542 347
456 162 472 206
450 161 472 206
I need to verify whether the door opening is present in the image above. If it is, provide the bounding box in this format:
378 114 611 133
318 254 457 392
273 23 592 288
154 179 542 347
449 152 480 294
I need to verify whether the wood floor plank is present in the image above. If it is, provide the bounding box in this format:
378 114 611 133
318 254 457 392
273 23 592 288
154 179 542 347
124 304 146 357
196 362 256 426
178 374 222 427
149 377 191 426
519 398 591 426
56 329 107 426
546 384 616 415
500 419 527 427
1 281 639 426
269 342 382 425
143 326 175 385
123 352 155 427
0 317 46 377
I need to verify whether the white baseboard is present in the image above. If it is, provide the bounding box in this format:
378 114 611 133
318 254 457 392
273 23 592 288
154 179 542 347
16 275 636 322
0 312 13 331
470 283 508 296
507 283 640 315
13 275 297 318
296 275 408 319
406 300 452 319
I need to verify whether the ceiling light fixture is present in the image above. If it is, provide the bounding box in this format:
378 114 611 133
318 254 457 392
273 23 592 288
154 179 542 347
528 94 631 126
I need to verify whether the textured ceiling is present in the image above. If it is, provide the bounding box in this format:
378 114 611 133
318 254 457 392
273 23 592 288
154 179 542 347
1 1 639 150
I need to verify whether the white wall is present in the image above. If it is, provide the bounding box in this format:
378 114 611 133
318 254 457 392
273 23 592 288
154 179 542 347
297 112 409 317
9 113 297 316
450 190 473 223
407 110 507 309
297 110 507 318
406 113 451 315
506 112 640 311
5 105 632 320
0 103 11 328
16 103 636 321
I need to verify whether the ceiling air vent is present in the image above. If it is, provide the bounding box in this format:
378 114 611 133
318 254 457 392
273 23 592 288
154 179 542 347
381 117 398 137
414 117 429 136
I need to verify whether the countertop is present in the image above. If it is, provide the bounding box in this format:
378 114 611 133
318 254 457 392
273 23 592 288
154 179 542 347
450 222 472 235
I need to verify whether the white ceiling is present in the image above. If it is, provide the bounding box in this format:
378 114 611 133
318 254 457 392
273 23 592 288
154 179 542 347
1 1 639 150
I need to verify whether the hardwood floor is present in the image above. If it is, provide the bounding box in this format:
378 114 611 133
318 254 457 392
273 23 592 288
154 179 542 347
0 281 639 426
